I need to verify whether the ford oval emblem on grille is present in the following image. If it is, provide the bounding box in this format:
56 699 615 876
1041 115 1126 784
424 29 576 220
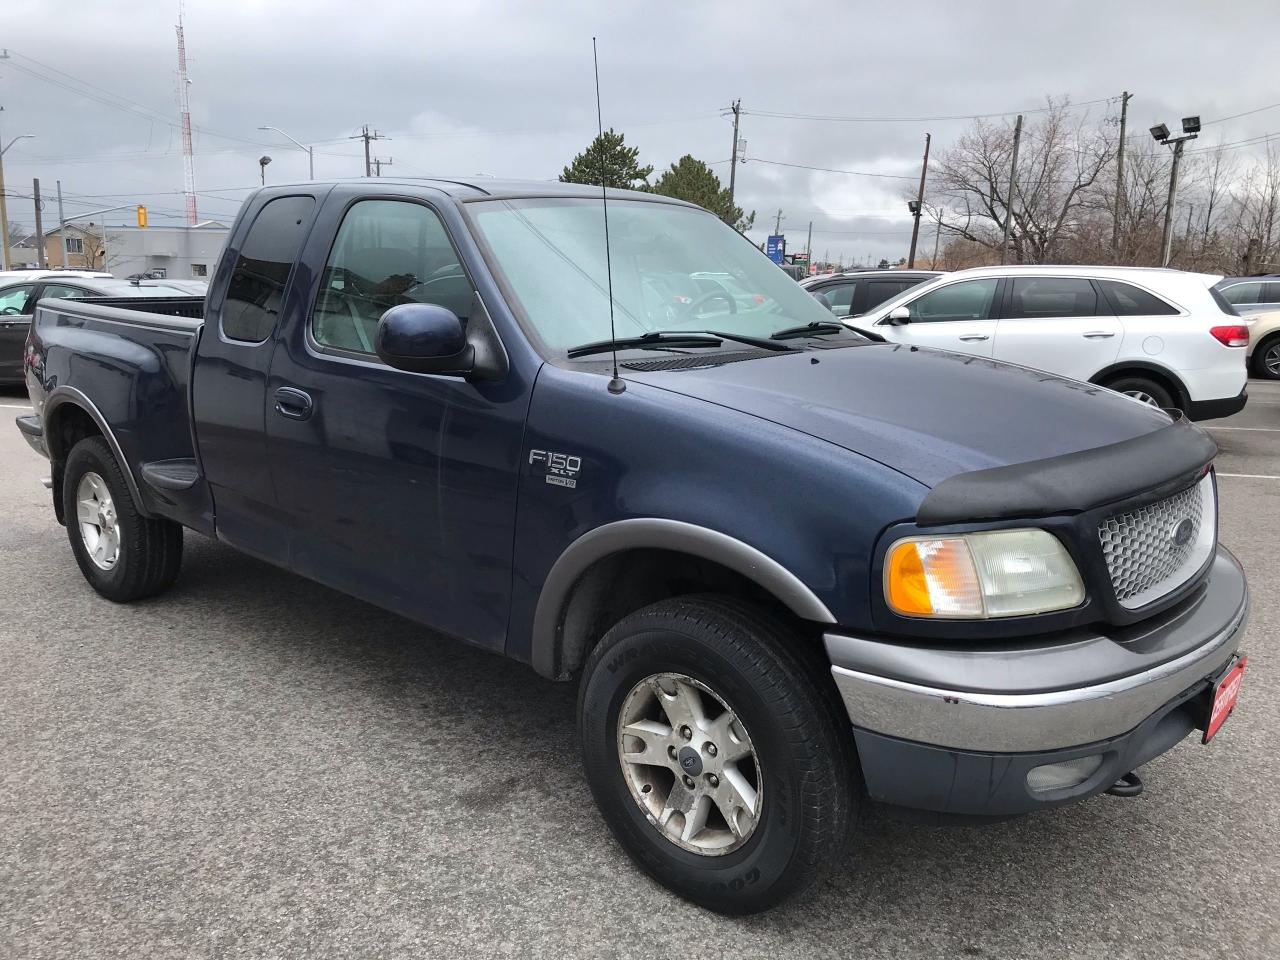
1170 517 1195 547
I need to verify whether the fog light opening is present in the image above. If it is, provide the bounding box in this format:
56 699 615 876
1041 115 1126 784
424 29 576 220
1026 754 1104 793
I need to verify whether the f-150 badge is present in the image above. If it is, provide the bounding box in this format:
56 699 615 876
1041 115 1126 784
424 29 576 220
529 449 581 489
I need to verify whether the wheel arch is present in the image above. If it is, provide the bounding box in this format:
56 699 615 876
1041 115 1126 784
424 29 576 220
43 386 149 521
1090 360 1190 409
529 519 836 680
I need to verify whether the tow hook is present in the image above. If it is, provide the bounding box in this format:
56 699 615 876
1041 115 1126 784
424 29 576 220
1105 771 1144 798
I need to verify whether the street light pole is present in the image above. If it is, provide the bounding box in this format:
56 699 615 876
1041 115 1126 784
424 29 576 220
1150 116 1200 268
258 125 314 179
0 117 37 271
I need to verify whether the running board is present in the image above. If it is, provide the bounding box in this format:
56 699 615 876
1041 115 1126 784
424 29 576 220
139 458 201 492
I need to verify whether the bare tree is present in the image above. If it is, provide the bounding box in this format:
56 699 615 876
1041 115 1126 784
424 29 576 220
928 99 1115 264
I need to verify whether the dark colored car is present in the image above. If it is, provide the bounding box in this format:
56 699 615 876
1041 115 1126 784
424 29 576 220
800 269 941 317
14 179 1248 913
0 277 195 384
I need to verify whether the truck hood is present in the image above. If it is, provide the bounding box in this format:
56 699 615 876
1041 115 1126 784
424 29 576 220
622 342 1176 488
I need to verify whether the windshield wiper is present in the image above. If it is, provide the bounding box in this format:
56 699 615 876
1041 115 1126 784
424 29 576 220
769 320 850 341
705 330 795 352
566 331 724 359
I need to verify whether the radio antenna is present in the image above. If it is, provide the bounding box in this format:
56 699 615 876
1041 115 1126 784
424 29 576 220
593 38 625 395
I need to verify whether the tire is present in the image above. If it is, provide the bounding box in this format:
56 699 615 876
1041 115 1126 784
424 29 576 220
1251 335 1280 380
62 436 183 602
1105 375 1175 410
577 596 857 914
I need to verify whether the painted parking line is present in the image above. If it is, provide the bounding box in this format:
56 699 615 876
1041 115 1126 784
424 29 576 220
1218 473 1280 480
1204 426 1280 432
0 403 32 410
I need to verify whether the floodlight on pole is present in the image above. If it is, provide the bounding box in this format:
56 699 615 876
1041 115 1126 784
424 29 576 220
259 155 272 185
1181 116 1201 134
1151 115 1200 267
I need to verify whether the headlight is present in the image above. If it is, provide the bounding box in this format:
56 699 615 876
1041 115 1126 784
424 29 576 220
885 528 1084 619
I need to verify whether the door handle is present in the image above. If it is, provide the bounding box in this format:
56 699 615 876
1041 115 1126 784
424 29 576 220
958 334 989 342
274 386 314 420
1082 331 1116 339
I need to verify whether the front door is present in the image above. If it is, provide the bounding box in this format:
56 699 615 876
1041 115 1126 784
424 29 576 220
993 276 1121 382
876 277 999 357
265 191 525 651
0 283 36 382
191 192 321 564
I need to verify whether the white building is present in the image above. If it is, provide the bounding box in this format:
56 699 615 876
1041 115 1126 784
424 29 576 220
43 221 230 280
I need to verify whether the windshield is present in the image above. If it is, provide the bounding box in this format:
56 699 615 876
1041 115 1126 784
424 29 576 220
468 197 840 352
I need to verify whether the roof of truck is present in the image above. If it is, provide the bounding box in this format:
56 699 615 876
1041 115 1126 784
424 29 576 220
266 177 700 207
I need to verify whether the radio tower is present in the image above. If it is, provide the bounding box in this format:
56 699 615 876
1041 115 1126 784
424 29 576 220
176 5 198 225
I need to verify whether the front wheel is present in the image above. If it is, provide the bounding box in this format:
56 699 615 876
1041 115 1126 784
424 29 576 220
62 436 183 602
577 596 857 913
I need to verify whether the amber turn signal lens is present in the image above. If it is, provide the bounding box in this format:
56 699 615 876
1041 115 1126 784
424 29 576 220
886 540 933 615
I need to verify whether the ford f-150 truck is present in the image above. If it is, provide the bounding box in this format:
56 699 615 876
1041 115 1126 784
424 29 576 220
15 179 1249 913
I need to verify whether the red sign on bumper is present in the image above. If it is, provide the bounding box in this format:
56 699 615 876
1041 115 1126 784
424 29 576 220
1204 656 1247 744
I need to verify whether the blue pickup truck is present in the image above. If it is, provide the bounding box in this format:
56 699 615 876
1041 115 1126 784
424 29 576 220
15 179 1249 913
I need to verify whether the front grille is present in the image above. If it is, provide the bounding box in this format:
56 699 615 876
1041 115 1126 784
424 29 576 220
1098 474 1216 609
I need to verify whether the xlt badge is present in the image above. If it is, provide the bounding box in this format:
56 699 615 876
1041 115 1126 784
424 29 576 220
529 449 581 489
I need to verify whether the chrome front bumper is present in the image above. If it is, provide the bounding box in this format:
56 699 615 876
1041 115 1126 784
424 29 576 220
827 547 1248 754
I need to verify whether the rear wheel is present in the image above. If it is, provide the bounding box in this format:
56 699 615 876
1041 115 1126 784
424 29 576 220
62 436 183 602
1105 375 1174 410
1251 335 1280 380
577 596 857 914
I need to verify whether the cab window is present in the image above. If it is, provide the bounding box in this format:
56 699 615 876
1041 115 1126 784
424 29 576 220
312 199 475 356
221 195 316 343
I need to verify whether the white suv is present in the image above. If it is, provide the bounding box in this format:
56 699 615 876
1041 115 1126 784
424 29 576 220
844 265 1248 420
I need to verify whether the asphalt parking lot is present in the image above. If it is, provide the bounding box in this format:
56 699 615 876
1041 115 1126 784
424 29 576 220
2 382 1278 960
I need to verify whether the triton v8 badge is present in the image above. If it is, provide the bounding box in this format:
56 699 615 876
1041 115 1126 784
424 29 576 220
529 449 581 489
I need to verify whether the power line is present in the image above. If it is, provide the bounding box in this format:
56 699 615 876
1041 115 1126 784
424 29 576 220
744 158 916 180
741 97 1116 124
1203 102 1280 127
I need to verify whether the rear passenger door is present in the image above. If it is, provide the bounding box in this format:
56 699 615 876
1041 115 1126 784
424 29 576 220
808 281 858 317
993 277 1121 381
192 192 323 564
859 277 925 315
0 284 36 382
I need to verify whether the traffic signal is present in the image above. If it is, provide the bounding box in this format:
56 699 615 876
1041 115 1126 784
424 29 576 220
136 205 148 228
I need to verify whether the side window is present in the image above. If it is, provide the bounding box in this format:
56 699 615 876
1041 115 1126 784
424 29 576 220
809 282 856 316
1099 280 1179 317
1264 282 1280 305
865 278 922 311
38 284 93 305
1220 282 1262 306
312 199 475 356
1005 277 1098 319
221 195 315 343
902 278 998 323
0 284 35 316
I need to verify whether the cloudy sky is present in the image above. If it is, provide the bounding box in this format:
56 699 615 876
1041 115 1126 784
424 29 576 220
2 0 1277 266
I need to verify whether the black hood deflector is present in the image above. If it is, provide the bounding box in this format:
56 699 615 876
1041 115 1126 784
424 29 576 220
916 414 1217 525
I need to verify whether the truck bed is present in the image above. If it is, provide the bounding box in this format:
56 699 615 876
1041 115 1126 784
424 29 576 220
27 295 214 535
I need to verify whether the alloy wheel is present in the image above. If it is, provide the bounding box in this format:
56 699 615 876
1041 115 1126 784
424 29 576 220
616 672 763 856
76 471 120 570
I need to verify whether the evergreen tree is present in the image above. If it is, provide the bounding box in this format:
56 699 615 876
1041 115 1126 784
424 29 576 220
560 129 653 189
648 155 754 233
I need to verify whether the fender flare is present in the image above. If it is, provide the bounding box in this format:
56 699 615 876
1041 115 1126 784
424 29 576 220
43 386 150 516
529 518 836 678
1089 360 1190 409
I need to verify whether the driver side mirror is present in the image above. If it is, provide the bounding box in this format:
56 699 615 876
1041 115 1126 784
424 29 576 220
375 303 474 376
884 306 912 326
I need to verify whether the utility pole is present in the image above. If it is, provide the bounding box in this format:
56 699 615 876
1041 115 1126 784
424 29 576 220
907 132 931 268
351 125 387 177
56 180 66 267
32 178 46 268
1000 114 1023 265
805 220 813 269
1111 91 1132 260
931 212 943 268
726 99 741 227
372 157 393 177
774 209 783 235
